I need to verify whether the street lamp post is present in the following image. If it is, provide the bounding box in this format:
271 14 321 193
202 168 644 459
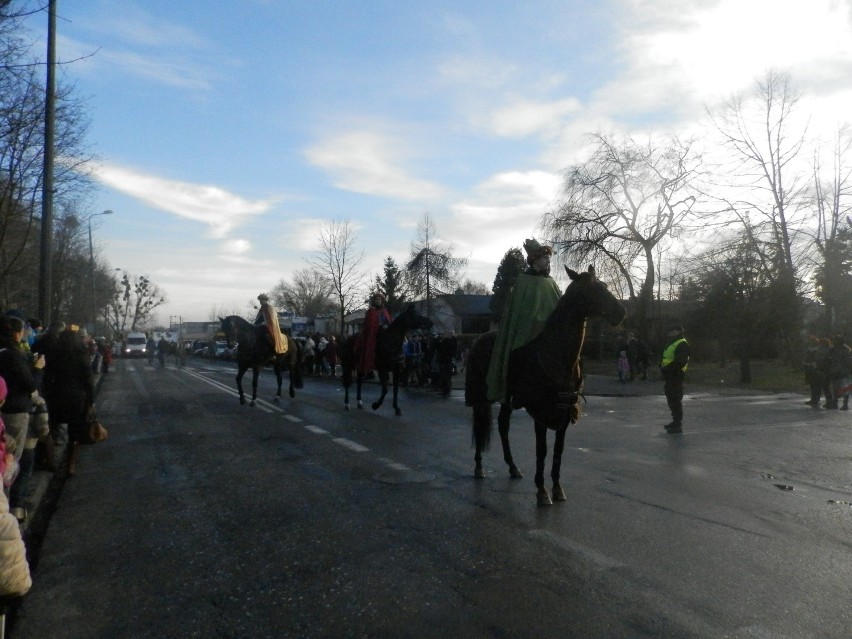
89 209 113 336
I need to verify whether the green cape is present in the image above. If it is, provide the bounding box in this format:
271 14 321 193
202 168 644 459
486 270 561 402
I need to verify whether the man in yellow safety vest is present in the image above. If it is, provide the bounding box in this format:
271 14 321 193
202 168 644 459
660 324 690 434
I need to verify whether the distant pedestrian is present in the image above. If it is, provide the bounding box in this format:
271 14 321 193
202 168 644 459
325 335 338 378
146 335 156 364
157 337 168 367
660 324 690 434
617 350 630 383
826 334 851 410
803 335 825 407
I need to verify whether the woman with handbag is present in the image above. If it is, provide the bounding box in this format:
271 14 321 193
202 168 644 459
43 328 95 476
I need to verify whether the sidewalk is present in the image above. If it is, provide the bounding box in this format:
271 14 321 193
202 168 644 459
18 371 104 548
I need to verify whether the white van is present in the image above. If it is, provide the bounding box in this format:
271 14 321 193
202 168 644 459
123 331 148 358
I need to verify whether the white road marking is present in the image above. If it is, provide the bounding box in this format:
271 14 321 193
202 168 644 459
332 438 370 453
304 424 328 435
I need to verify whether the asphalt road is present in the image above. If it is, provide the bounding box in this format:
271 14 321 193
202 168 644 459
8 358 852 638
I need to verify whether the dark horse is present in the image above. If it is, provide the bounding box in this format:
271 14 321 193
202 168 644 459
464 265 626 506
339 304 432 415
219 316 304 406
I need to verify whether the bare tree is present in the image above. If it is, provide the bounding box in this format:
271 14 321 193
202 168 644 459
706 70 814 354
270 267 336 317
0 4 94 317
809 127 852 333
406 212 467 319
708 70 810 281
306 218 367 333
541 132 700 338
106 272 166 333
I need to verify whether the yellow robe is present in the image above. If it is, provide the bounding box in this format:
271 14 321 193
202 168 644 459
258 304 288 355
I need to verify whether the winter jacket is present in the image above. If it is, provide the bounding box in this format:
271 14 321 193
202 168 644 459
0 343 37 414
0 490 31 597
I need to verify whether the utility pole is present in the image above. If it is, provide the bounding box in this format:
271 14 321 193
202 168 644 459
38 0 57 324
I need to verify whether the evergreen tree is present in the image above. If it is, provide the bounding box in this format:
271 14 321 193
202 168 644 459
373 256 411 315
489 248 525 323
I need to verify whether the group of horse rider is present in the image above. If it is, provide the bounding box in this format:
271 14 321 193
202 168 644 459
250 235 688 432
253 291 391 378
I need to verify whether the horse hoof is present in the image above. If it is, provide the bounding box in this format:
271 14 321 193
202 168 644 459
552 484 567 501
372 402 380 411
394 408 402 416
357 401 363 409
249 400 256 407
537 490 553 507
273 396 280 404
239 398 246 405
474 465 485 479
509 466 524 479
345 404 351 411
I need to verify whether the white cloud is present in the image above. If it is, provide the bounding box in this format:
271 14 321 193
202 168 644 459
220 238 252 256
489 98 583 138
305 130 446 201
93 162 276 239
598 0 852 121
449 170 563 275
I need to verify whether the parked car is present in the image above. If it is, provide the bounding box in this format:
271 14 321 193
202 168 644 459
212 341 228 359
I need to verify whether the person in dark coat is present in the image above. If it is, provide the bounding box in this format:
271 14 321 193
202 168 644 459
437 331 458 397
43 329 95 476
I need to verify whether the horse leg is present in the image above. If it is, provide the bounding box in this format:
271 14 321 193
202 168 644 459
497 402 523 479
372 370 389 411
550 424 568 502
235 367 247 405
472 403 492 478
356 372 364 409
343 369 351 410
273 360 283 404
250 366 259 407
534 421 552 506
391 364 402 416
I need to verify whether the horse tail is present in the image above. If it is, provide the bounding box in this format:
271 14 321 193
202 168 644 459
471 402 493 451
465 331 498 451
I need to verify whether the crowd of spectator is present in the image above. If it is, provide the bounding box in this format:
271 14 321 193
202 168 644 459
0 310 109 603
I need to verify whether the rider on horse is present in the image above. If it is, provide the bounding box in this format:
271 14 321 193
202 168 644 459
485 238 561 403
254 293 288 355
354 292 392 375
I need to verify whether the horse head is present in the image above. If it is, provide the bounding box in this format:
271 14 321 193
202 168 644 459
219 315 237 340
563 265 626 326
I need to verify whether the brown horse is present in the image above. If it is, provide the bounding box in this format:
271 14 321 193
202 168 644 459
219 315 303 406
465 265 626 506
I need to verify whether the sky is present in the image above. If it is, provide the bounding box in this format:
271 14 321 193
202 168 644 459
22 0 852 326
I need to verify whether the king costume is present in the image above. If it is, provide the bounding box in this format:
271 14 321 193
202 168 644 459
485 240 561 403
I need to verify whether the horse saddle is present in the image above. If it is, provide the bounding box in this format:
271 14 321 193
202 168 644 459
508 346 582 430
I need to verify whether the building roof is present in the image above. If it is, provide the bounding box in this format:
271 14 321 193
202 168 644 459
437 294 491 315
